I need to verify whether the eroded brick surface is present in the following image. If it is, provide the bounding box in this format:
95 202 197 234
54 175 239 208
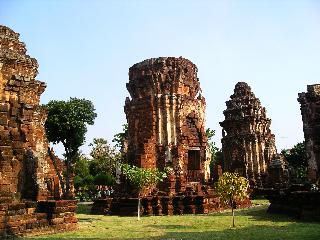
0 25 77 237
267 154 289 188
0 25 60 201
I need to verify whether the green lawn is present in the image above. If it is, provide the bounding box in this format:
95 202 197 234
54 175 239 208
25 200 320 240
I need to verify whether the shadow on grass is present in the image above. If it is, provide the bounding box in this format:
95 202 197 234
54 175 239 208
28 223 320 240
203 205 286 221
146 207 320 240
144 223 320 240
54 204 319 240
211 205 318 224
76 203 93 215
77 217 96 223
23 205 320 240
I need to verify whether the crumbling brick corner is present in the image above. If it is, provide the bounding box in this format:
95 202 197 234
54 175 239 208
0 25 77 237
298 84 320 182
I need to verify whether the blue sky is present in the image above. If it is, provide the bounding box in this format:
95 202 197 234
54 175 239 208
1 0 320 156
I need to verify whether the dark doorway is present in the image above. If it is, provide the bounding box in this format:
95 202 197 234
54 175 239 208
187 150 200 170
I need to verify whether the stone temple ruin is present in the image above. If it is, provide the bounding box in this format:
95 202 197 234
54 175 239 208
0 25 77 237
265 84 320 221
220 82 277 187
110 57 214 215
125 57 211 192
91 57 251 216
298 84 320 182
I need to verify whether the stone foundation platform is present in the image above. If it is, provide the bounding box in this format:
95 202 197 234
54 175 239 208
267 190 320 221
92 196 251 216
0 200 77 238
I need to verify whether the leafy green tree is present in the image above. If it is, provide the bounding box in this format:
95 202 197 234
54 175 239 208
206 128 219 162
44 97 97 199
281 142 308 180
94 173 115 186
89 138 121 177
74 154 93 200
215 172 249 227
74 174 95 201
121 164 168 220
74 175 84 190
112 123 128 151
206 128 223 177
74 154 91 179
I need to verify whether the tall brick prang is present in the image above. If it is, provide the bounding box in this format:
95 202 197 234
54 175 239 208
125 57 211 194
220 82 277 187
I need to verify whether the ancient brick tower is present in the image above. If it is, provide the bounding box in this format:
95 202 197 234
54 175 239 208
220 82 277 186
0 25 60 201
0 25 77 237
125 57 211 194
298 84 320 182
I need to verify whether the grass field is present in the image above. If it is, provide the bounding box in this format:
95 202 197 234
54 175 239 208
25 200 320 240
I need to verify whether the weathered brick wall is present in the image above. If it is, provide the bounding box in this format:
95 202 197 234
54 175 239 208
0 25 77 237
220 82 277 187
125 57 211 194
267 190 320 221
0 200 77 237
266 154 290 188
298 84 320 181
93 195 251 216
0 25 60 202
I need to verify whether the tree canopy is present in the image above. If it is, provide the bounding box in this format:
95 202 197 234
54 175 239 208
45 97 97 155
44 97 97 199
215 172 249 227
121 164 168 220
281 142 308 180
121 164 167 191
112 123 128 151
206 128 220 162
73 139 120 201
89 138 121 176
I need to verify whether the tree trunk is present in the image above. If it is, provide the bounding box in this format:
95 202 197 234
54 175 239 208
232 206 235 227
230 196 235 227
137 193 141 221
48 147 66 198
65 159 70 199
64 149 74 200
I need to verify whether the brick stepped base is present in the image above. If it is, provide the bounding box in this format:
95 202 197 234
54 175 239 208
92 195 251 216
267 190 320 221
91 198 113 215
0 200 78 238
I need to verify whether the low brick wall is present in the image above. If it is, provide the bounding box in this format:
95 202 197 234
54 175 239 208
91 198 113 215
92 195 251 216
0 200 77 238
267 190 320 221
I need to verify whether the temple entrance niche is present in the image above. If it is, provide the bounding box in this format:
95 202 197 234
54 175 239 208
187 149 201 182
188 150 200 170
